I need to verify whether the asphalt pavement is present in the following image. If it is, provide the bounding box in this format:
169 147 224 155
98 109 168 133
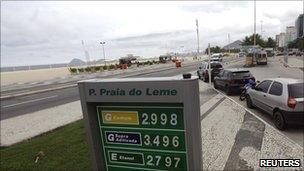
0 61 201 120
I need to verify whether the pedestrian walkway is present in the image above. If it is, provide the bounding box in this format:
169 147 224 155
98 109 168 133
288 57 304 68
200 92 303 170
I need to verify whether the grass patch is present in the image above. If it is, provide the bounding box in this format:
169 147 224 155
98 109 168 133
0 120 92 171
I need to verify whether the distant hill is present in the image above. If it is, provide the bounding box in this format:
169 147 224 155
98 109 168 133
68 58 86 67
223 40 243 50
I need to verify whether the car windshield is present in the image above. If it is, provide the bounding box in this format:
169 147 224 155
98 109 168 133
210 63 222 69
288 83 304 98
231 71 251 79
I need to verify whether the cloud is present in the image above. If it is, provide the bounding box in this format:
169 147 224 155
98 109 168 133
1 1 302 67
180 1 251 13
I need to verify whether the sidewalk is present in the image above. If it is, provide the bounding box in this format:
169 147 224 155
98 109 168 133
200 90 303 170
287 57 304 68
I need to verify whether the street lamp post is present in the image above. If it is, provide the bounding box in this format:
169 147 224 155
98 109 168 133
253 0 257 66
254 0 256 46
100 41 106 66
208 43 211 85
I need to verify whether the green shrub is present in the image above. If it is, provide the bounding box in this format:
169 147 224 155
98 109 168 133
115 64 120 69
84 67 91 72
94 66 101 72
69 67 77 74
78 68 84 73
109 64 115 70
103 65 108 70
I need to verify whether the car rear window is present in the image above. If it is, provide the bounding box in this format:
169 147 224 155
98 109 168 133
211 63 222 69
231 71 251 79
288 83 304 98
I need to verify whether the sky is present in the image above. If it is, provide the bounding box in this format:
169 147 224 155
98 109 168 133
1 1 303 67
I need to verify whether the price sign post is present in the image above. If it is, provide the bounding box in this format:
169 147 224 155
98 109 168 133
78 77 202 171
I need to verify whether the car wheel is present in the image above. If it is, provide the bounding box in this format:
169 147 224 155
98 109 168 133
273 111 286 130
203 75 207 82
197 71 201 79
225 85 231 95
246 95 254 108
214 81 218 89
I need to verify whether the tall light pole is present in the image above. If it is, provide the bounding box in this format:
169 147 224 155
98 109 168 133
82 40 91 66
208 43 211 85
100 41 106 66
260 20 263 39
253 0 257 66
196 19 200 57
228 33 231 53
253 0 256 46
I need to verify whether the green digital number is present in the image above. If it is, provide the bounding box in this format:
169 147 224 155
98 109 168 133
141 113 178 126
143 135 180 148
145 155 181 168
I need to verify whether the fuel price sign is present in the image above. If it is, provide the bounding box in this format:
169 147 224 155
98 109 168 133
78 77 202 171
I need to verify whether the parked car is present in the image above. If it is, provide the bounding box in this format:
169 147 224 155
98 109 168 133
288 51 293 56
210 57 220 62
246 78 304 130
238 52 246 58
197 61 223 82
296 51 303 56
213 68 255 95
276 52 284 56
211 53 223 61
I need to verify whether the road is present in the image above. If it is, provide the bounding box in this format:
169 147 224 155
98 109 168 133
1 61 202 120
1 55 303 146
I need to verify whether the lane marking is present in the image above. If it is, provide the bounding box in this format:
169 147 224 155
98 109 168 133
2 95 58 108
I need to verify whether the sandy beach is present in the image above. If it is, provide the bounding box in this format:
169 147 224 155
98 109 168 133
1 67 70 86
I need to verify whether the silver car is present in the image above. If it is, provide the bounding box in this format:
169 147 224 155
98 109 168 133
246 78 304 130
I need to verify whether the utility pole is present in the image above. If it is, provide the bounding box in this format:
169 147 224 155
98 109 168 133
100 42 106 66
82 40 91 66
260 20 263 38
208 43 211 85
254 0 256 46
196 19 200 57
228 33 231 53
253 0 257 66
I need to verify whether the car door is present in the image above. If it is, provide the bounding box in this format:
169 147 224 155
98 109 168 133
221 71 230 87
266 81 283 114
198 63 204 76
216 70 225 87
251 80 273 112
203 63 207 78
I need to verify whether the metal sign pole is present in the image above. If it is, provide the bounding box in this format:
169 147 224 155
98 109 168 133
208 43 212 84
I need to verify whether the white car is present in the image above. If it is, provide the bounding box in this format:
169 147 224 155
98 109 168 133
246 78 304 130
211 54 222 62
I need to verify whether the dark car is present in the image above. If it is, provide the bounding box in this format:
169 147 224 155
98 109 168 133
213 68 255 95
197 61 223 82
